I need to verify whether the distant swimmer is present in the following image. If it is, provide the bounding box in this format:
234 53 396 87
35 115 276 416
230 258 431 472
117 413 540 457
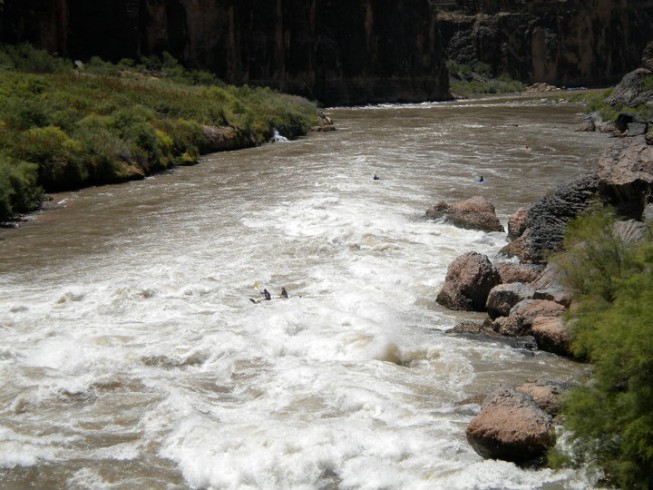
280 287 288 299
525 144 531 150
476 175 484 183
373 175 380 181
261 289 272 301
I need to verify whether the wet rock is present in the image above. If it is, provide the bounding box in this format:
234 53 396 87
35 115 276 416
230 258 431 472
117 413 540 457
597 135 653 219
516 380 570 417
492 299 565 336
466 383 556 464
426 196 504 233
436 252 502 311
531 316 571 356
486 283 535 320
507 207 528 240
495 262 543 284
575 117 596 133
499 234 527 259
447 320 490 335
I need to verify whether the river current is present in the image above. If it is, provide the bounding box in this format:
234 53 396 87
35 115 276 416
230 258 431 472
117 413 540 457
0 97 609 489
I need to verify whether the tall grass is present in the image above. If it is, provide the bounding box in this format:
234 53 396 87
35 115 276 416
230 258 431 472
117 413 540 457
0 44 320 222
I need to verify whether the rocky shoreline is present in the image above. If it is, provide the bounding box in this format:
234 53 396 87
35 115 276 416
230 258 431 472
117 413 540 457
425 51 653 465
428 128 653 464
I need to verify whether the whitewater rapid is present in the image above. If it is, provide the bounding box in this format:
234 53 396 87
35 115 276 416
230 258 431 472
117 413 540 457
0 97 609 489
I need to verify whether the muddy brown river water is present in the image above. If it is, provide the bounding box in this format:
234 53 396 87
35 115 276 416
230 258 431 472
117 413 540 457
0 96 610 489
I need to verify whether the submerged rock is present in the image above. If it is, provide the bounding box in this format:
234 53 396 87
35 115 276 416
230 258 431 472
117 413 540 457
436 252 501 311
426 196 504 232
466 383 555 464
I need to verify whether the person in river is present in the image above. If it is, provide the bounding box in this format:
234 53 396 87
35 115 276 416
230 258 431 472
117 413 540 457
373 175 380 180
476 175 484 183
280 287 288 299
261 289 272 300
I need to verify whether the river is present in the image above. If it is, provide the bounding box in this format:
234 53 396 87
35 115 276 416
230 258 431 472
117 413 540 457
0 96 609 489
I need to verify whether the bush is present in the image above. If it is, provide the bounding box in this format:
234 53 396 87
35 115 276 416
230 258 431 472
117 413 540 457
0 45 319 195
552 208 653 488
0 153 42 221
15 126 86 190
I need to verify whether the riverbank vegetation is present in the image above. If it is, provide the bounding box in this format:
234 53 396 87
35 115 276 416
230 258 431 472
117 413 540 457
549 207 653 489
447 61 525 97
570 83 653 124
0 44 320 222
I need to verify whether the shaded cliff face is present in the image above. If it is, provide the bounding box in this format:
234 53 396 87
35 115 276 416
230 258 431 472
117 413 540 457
0 0 451 106
439 0 653 87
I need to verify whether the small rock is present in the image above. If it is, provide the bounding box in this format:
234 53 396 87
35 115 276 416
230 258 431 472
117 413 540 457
486 283 535 320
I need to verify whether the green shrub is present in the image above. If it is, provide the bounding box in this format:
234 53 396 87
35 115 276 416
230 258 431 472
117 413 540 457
0 153 42 221
73 121 131 183
552 208 653 488
0 43 70 73
0 45 319 193
15 126 86 190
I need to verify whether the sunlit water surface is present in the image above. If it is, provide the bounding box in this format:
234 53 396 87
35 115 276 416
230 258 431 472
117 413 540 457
0 96 610 489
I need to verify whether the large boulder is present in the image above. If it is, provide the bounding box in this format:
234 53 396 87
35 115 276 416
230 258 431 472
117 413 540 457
531 262 572 307
606 68 653 109
531 316 571 356
486 282 535 320
495 262 543 284
507 207 528 240
597 136 653 219
466 384 556 464
492 299 565 337
516 380 569 417
426 196 504 232
437 252 502 311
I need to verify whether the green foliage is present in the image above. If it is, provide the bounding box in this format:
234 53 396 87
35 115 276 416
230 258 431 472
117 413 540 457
641 74 653 93
552 208 653 488
0 43 70 73
446 61 524 96
0 44 319 221
0 153 42 219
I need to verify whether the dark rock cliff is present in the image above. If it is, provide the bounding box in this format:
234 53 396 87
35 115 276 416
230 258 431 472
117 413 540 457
0 0 451 106
438 0 653 87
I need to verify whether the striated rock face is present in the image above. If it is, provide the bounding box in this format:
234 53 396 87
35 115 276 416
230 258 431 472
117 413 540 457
0 0 450 106
501 175 600 264
466 383 555 464
438 0 653 87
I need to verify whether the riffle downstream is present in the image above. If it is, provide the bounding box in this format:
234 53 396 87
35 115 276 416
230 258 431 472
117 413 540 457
0 97 610 489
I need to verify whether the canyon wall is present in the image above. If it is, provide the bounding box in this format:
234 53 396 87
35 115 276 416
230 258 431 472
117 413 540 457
438 0 653 87
0 0 450 106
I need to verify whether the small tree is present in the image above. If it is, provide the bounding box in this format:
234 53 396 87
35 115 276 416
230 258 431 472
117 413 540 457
553 209 653 488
